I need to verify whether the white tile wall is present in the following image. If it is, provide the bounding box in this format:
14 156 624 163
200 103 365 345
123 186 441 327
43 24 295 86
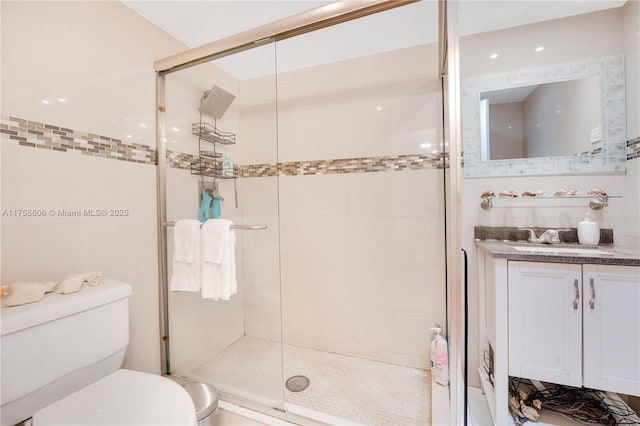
238 177 283 342
1 141 161 371
0 1 244 374
275 170 446 368
1 1 185 147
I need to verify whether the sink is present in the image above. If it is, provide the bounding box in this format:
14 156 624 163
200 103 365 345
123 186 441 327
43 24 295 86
511 245 612 255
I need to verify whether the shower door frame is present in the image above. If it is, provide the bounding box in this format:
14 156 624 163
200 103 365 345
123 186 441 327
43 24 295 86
154 0 464 421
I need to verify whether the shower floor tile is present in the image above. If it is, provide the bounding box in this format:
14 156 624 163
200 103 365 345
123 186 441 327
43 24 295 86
186 336 431 425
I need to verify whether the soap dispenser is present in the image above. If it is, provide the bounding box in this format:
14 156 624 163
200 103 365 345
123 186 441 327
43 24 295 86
578 212 600 245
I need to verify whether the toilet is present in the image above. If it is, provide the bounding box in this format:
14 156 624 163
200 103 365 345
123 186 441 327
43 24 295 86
0 279 197 426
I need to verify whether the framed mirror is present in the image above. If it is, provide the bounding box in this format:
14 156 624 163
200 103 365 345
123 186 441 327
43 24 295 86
462 55 626 177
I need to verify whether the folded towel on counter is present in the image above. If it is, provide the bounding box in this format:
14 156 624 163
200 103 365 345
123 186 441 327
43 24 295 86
170 219 202 292
201 219 237 301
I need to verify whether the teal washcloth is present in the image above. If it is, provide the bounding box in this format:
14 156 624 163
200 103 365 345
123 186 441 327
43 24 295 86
211 197 221 219
199 189 213 223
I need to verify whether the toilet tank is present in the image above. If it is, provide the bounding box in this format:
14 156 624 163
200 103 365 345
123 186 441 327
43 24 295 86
1 279 132 426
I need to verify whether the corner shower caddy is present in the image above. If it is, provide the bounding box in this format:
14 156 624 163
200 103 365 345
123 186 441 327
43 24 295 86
191 85 238 180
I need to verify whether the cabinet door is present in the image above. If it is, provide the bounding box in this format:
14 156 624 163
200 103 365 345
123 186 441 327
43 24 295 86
508 261 582 386
583 265 640 396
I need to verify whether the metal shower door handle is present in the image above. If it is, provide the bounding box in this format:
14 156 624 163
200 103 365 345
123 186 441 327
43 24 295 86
573 279 580 310
589 278 596 309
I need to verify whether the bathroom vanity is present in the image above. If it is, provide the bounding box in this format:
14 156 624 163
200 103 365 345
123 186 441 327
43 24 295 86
475 239 640 425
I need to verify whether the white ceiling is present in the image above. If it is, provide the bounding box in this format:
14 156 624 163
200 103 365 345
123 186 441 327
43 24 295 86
481 84 539 104
123 0 626 79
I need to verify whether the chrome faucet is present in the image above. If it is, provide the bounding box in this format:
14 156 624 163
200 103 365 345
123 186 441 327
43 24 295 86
521 228 570 244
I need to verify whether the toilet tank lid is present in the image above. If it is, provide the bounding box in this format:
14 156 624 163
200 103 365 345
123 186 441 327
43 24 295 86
1 279 132 336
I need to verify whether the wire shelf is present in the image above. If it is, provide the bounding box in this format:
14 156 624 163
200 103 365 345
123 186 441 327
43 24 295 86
192 122 236 145
191 159 238 179
199 150 222 159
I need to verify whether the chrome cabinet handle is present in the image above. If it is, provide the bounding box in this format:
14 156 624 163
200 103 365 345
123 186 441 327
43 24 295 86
589 278 596 309
573 279 580 310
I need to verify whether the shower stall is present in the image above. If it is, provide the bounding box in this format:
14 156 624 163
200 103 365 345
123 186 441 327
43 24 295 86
155 1 464 424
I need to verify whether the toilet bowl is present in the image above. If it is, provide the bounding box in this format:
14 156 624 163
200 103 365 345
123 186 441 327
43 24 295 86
32 370 195 426
0 279 196 426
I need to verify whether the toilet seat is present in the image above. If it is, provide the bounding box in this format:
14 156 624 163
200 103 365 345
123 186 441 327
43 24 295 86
32 369 197 426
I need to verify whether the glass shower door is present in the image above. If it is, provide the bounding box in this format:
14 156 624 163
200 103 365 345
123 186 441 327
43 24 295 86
162 40 284 411
271 3 445 423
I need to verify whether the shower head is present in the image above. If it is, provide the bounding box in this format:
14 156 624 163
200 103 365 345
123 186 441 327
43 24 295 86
199 85 236 120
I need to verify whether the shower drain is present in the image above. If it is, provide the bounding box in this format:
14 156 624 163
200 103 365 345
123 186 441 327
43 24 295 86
285 375 310 392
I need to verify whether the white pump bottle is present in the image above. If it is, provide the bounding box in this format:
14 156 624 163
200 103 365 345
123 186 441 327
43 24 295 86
578 212 600 245
430 327 449 386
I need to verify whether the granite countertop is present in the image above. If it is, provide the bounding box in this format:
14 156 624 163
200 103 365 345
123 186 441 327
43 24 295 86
476 240 640 266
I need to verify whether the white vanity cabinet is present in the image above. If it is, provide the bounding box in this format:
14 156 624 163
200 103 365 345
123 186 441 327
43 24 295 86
582 264 640 396
508 262 640 396
508 261 583 387
476 242 640 426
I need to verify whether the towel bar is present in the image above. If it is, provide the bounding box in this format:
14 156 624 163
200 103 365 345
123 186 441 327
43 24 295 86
164 221 267 230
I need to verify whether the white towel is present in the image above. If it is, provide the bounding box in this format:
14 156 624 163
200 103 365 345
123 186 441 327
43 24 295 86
169 219 201 292
201 219 237 301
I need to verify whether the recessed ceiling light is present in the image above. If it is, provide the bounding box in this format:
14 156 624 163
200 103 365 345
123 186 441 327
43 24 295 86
556 110 562 114
58 98 66 103
376 106 382 111
508 126 512 129
421 143 432 148
171 126 180 132
41 99 49 104
139 123 147 128
490 53 499 59
126 134 132 138
535 46 545 52
432 150 438 154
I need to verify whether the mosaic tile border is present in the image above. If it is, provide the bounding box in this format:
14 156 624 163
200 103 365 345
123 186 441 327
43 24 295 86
1 116 156 164
168 152 449 177
240 153 447 178
2 116 448 175
4 116 638 180
165 149 195 170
